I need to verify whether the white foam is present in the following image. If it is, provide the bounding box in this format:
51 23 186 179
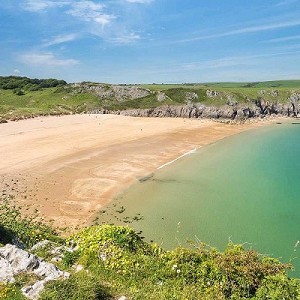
157 148 197 170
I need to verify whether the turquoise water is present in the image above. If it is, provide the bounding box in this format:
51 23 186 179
102 123 300 275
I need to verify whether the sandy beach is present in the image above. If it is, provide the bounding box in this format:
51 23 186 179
0 114 279 228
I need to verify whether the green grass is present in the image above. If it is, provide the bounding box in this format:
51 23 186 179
142 80 300 90
0 87 101 120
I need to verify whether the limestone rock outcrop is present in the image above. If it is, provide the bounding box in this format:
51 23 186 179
117 99 299 121
70 83 151 101
0 244 69 300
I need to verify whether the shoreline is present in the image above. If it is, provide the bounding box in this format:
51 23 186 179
0 114 288 229
157 148 197 170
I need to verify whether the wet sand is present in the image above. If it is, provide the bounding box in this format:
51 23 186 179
0 114 279 228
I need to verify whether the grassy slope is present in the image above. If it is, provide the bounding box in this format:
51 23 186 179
0 87 101 120
0 80 299 120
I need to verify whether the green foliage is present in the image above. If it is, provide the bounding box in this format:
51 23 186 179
40 272 112 300
163 88 205 104
0 197 61 247
255 275 300 299
217 243 289 298
108 93 164 110
0 76 67 91
70 225 149 254
14 273 42 290
61 250 81 268
66 225 296 299
13 89 25 96
0 283 26 300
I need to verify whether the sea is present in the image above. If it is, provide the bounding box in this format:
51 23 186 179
101 122 300 275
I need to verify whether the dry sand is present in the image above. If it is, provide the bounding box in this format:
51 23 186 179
0 114 278 228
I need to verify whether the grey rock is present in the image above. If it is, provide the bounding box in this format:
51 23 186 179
0 244 69 300
22 279 47 300
259 90 266 95
206 90 219 97
12 237 27 249
74 264 84 272
0 244 40 274
70 83 151 101
185 92 198 102
157 92 167 102
0 257 14 283
30 240 51 252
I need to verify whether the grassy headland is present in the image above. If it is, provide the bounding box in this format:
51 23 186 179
0 76 299 121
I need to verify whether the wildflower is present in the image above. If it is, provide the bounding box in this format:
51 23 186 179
100 254 107 261
172 264 178 270
176 269 181 274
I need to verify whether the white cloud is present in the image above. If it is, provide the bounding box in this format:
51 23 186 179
126 0 153 3
180 50 300 71
24 0 70 12
13 69 21 74
264 34 300 43
19 52 79 66
43 33 78 47
109 32 141 44
22 0 145 45
67 1 115 26
178 19 300 43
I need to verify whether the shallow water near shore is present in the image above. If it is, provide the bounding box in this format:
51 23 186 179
102 122 300 275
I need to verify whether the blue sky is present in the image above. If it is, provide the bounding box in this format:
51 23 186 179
1 0 300 83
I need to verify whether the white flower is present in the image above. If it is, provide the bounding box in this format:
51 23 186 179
100 254 107 261
176 269 181 274
171 264 178 270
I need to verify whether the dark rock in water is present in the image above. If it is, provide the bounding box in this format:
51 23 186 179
0 119 8 124
139 173 154 182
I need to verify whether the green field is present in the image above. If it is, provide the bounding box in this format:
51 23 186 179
142 80 300 89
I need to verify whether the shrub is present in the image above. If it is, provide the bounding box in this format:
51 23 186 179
255 275 300 299
40 272 112 300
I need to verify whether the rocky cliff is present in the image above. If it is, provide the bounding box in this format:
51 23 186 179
100 94 300 121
